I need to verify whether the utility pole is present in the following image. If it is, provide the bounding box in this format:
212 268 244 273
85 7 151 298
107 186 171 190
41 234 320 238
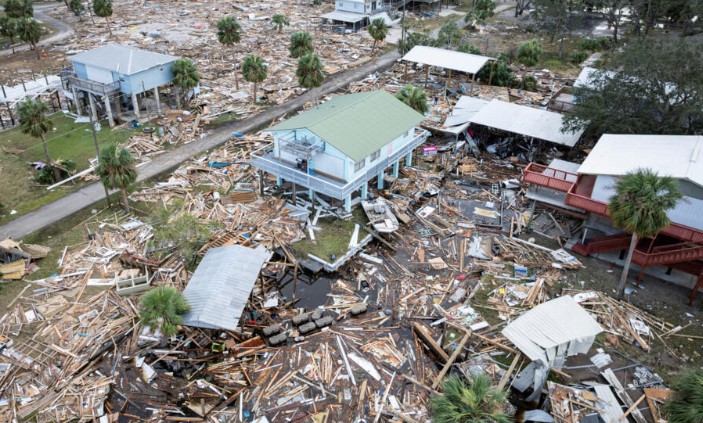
399 0 407 53
89 113 111 207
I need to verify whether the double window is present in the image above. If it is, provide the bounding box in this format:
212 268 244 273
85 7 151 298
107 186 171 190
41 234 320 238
354 158 365 172
370 149 380 162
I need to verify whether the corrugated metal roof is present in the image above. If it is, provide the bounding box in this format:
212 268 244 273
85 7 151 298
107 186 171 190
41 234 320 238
469 99 583 147
592 384 627 422
182 245 272 331
502 296 603 366
267 91 424 162
402 46 494 75
578 134 703 188
574 66 618 89
68 44 177 75
443 96 489 130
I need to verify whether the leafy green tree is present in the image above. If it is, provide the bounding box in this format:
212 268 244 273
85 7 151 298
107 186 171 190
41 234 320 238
139 286 190 337
464 0 495 28
150 210 217 266
477 59 515 87
296 53 324 103
399 32 437 55
171 58 200 109
563 38 703 138
4 0 32 19
609 169 681 299
457 44 481 54
532 0 581 58
290 31 314 58
70 0 85 19
242 54 267 103
395 84 428 115
368 18 388 53
16 17 41 59
92 0 113 36
438 21 462 47
0 17 19 53
216 16 242 89
271 13 289 33
96 145 137 211
17 99 61 182
430 374 510 423
663 369 703 422
601 0 627 42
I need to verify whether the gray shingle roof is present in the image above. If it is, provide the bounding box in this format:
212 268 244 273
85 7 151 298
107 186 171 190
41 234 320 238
68 44 177 75
182 245 272 331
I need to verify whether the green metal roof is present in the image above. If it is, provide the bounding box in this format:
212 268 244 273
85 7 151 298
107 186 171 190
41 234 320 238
268 90 424 162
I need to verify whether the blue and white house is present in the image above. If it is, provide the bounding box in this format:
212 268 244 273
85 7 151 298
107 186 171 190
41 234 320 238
62 44 178 127
322 0 387 31
251 90 430 212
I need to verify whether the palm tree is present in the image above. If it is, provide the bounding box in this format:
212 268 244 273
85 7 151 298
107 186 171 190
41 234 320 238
171 58 200 109
242 54 267 103
0 17 19 53
16 17 41 59
430 374 511 423
609 169 681 299
17 99 62 182
368 18 388 53
517 39 542 68
216 16 242 89
663 369 703 423
290 31 314 58
4 0 32 19
96 144 137 211
395 84 429 114
69 0 85 19
139 286 191 337
92 0 112 36
296 53 324 103
271 13 289 33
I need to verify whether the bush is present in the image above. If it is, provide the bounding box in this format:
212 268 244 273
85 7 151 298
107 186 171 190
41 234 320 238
477 59 515 87
139 286 191 337
571 50 589 64
663 369 703 423
522 75 538 91
457 43 481 54
579 37 612 52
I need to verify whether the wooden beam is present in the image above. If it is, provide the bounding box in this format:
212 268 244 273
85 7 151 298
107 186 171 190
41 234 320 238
497 353 521 389
432 333 470 389
412 322 449 363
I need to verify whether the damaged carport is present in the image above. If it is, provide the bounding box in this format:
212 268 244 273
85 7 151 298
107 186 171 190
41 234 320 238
467 99 584 163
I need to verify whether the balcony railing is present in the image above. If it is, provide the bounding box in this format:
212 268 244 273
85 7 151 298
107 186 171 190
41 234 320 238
523 163 578 192
251 129 430 200
61 70 120 95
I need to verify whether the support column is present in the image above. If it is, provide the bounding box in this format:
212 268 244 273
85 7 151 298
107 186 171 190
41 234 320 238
72 88 82 116
344 194 352 212
153 87 162 116
405 151 413 167
377 170 384 189
392 161 400 178
131 93 140 119
309 189 315 201
361 183 368 200
88 94 98 122
276 177 283 187
103 95 115 128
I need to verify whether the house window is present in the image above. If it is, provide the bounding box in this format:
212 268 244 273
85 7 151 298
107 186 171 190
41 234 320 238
338 1 343 7
354 158 365 172
370 149 380 162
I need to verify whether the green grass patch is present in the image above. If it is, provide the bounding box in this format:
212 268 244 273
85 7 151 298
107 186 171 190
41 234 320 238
204 111 238 128
293 207 369 261
0 112 132 223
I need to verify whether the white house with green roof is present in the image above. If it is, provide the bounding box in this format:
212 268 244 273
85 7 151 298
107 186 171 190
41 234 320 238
251 90 430 212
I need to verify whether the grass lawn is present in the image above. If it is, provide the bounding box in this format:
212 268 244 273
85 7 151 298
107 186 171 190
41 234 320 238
293 207 369 261
0 112 132 223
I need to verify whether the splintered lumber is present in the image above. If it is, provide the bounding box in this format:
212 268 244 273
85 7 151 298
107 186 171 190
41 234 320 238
412 322 449 363
432 333 470 389
601 368 647 423
643 388 671 422
498 353 522 390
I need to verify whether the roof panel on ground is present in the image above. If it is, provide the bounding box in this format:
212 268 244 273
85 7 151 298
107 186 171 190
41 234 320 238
468 99 583 147
402 46 494 75
267 90 424 162
182 245 272 331
68 44 178 75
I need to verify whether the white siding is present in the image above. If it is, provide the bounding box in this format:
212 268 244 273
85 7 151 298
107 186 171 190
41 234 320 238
313 154 345 180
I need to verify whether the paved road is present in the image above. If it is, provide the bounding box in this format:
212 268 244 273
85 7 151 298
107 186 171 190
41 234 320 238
0 52 402 240
0 3 75 56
